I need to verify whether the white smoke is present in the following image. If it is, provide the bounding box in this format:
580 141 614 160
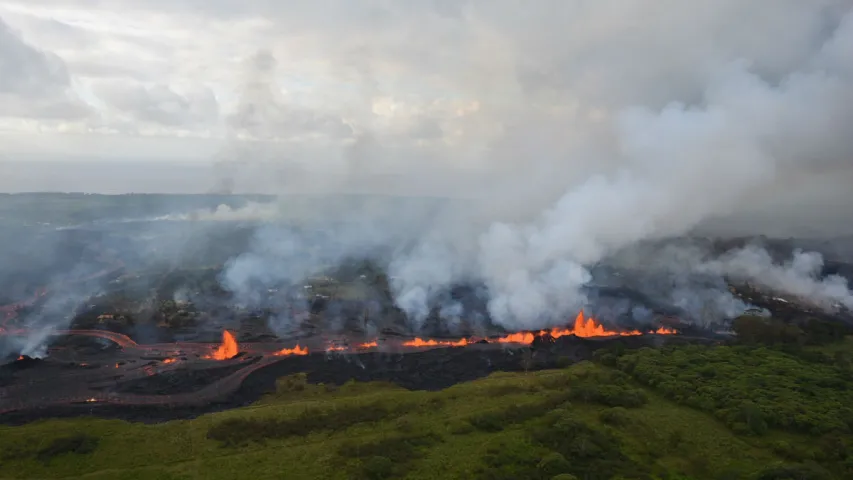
215 2 853 331
153 202 283 222
702 246 853 310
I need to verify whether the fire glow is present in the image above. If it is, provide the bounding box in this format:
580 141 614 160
497 311 676 344
275 345 308 356
204 330 239 360
403 337 471 348
198 311 676 361
403 311 675 349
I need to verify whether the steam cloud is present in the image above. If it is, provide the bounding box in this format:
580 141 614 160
4 2 853 357
701 246 853 311
219 2 853 331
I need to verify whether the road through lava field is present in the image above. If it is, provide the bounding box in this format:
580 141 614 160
0 311 694 424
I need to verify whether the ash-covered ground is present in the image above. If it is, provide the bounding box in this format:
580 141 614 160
1 193 853 424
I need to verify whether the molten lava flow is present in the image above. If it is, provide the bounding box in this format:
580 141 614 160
549 311 643 339
495 310 674 345
396 311 674 349
205 330 239 360
651 326 677 334
163 358 177 364
326 344 347 353
403 337 471 348
16 355 24 361
358 340 378 349
496 332 537 345
274 344 308 356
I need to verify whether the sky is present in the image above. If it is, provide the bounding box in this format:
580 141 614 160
0 1 489 183
0 0 852 195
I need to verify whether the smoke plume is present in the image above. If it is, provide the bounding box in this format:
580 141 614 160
213 1 853 332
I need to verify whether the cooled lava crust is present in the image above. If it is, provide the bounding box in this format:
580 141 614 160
0 331 714 425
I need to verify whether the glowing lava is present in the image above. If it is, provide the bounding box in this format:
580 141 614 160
163 358 177 364
403 337 471 348
358 341 379 349
274 344 308 356
398 311 676 348
205 330 239 360
547 311 643 339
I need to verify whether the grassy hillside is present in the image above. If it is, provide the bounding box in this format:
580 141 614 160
2 334 852 480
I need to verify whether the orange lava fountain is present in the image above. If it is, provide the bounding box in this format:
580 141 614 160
403 337 471 348
203 311 675 359
398 311 676 349
494 310 675 344
205 330 239 360
274 344 308 356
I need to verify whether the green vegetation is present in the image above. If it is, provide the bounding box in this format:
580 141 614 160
1 324 852 479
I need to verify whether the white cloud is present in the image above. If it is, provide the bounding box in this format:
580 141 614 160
92 81 219 129
0 17 90 120
0 0 849 199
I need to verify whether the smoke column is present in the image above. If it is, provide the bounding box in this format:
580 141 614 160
216 2 853 331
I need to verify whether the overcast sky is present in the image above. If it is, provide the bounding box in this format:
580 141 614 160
0 1 851 195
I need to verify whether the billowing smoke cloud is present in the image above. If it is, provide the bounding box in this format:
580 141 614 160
702 246 853 311
215 2 853 331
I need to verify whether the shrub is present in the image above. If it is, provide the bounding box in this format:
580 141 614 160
339 432 443 479
537 452 571 477
530 413 650 480
36 434 99 463
466 391 573 432
395 417 414 433
276 373 307 393
569 384 648 408
338 432 442 460
755 463 833 480
468 411 506 432
358 456 394 480
208 401 415 446
448 420 475 435
475 439 543 480
599 407 632 427
486 383 532 396
613 345 853 437
556 356 574 368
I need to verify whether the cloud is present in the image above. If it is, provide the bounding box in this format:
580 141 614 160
224 50 353 141
0 17 90 119
93 81 219 129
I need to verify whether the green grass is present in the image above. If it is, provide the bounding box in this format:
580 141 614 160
0 359 833 480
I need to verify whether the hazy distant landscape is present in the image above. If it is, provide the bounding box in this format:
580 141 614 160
3 0 853 477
